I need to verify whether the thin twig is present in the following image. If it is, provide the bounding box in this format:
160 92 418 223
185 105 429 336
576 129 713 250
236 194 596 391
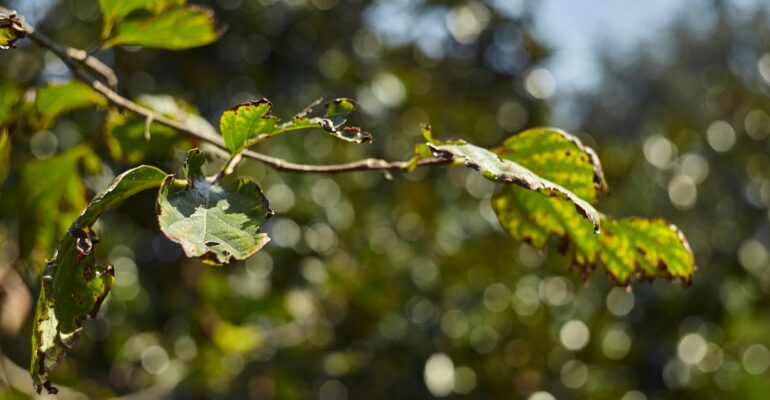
21 26 449 174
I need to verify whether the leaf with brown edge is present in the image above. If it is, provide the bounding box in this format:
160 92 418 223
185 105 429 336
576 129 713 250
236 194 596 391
427 138 601 232
220 99 277 154
0 11 25 49
276 97 373 144
156 149 274 265
599 217 695 285
30 165 167 394
491 127 695 285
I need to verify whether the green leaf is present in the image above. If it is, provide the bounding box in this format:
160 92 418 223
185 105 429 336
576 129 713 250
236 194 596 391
491 127 695 284
219 98 372 154
0 11 25 49
98 0 183 38
0 79 23 127
30 165 167 395
156 149 274 265
219 99 277 154
104 111 184 164
21 147 100 273
103 6 220 50
278 98 373 144
75 165 168 227
35 82 107 129
105 95 218 164
427 139 601 231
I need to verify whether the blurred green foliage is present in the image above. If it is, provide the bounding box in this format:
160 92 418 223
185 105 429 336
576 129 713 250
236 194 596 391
0 0 769 399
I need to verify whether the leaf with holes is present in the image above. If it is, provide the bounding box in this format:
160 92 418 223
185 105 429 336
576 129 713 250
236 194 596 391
103 6 219 50
156 149 273 265
278 98 372 144
427 134 601 232
0 11 25 49
491 127 695 284
30 165 167 395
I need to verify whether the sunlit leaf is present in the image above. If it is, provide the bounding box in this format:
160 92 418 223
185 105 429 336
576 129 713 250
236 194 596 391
30 165 167 395
427 137 601 231
0 11 25 49
0 130 9 184
103 6 220 50
600 218 694 284
156 149 273 265
98 0 183 38
492 127 695 284
220 99 277 154
278 98 373 144
35 82 106 129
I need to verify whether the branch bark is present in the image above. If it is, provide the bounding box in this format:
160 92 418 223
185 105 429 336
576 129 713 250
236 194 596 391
19 21 449 174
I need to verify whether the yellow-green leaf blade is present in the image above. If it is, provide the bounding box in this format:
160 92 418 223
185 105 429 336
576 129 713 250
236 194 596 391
103 6 220 50
496 127 608 202
600 218 695 284
494 187 601 266
428 140 601 231
220 99 277 154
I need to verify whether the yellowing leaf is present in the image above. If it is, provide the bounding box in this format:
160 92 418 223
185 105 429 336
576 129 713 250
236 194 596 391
103 6 220 50
492 127 695 285
427 138 601 231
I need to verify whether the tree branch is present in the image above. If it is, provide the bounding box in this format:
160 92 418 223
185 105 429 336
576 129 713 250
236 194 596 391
21 24 449 174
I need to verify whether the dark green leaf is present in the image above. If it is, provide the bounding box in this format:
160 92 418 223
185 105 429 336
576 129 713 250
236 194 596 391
35 82 107 129
156 149 274 265
103 6 220 50
75 165 168 227
30 165 167 395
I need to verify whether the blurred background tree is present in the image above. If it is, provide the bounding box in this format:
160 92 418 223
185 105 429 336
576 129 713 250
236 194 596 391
0 0 769 399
